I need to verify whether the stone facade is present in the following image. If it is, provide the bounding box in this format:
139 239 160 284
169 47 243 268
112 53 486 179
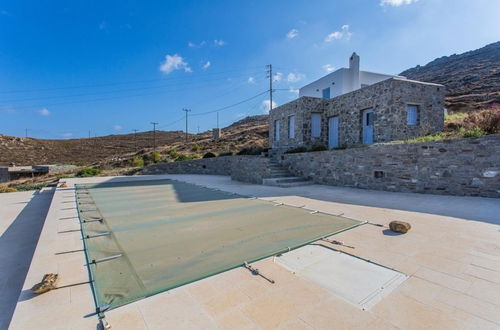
269 78 445 151
142 155 271 184
280 134 500 198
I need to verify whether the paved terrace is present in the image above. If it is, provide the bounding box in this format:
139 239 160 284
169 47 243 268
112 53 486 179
3 174 500 329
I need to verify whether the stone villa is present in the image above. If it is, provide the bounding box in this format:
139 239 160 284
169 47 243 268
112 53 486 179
269 53 445 151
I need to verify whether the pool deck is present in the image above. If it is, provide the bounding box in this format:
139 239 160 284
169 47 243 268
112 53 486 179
4 174 500 329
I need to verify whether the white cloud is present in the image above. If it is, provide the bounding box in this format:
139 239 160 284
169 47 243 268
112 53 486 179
322 64 335 72
38 108 50 116
187 42 197 48
289 88 299 96
247 76 256 84
273 72 283 82
286 72 305 83
324 25 351 42
2 106 16 114
159 54 192 74
286 28 299 39
380 0 418 6
261 100 277 113
188 41 207 48
213 39 225 46
62 133 73 138
113 125 123 131
202 61 211 70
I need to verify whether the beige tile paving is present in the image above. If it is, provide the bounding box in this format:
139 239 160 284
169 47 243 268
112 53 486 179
7 174 500 329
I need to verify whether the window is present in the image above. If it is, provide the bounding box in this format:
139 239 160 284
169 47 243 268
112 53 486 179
322 88 330 99
288 115 295 139
407 105 419 125
274 120 280 141
311 113 321 138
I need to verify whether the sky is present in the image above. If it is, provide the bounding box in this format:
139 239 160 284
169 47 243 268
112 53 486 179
1 0 499 139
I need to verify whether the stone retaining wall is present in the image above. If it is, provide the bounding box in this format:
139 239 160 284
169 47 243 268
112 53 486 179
230 157 271 184
142 156 234 176
280 134 500 198
142 155 271 184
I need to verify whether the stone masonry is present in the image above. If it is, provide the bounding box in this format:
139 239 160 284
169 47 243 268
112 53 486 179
280 134 500 198
143 155 271 184
269 78 445 151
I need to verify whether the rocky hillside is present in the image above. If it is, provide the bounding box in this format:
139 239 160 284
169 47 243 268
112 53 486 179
0 115 268 166
400 41 500 112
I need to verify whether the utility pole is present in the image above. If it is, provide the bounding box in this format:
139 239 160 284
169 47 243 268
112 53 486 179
217 111 219 129
197 125 200 134
150 122 158 152
182 108 191 142
133 129 138 152
266 64 273 112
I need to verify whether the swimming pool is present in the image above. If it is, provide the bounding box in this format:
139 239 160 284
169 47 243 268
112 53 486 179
75 179 362 311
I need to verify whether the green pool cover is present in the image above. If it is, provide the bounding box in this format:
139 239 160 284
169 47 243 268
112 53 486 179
75 179 362 311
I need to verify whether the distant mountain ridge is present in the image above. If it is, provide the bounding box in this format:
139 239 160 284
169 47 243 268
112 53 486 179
400 41 500 111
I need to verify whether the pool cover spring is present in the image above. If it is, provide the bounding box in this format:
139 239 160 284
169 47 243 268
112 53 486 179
75 179 362 310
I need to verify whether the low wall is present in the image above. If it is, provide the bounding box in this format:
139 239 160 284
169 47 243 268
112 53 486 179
142 156 233 176
142 155 271 184
230 157 271 184
0 167 8 183
281 134 500 198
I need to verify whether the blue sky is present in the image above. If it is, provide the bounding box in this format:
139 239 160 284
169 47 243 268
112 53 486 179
1 0 499 139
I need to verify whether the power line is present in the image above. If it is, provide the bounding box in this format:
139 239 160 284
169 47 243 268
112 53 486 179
0 66 265 94
0 72 261 104
190 90 268 117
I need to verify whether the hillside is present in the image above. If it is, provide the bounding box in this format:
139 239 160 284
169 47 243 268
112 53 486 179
400 41 500 112
0 115 268 166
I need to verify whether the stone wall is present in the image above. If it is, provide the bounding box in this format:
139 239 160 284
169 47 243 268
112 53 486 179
0 167 9 183
142 156 234 176
230 156 271 184
280 134 500 198
269 78 445 151
142 155 271 184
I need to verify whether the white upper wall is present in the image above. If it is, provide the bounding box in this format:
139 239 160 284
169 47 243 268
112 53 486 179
299 52 405 99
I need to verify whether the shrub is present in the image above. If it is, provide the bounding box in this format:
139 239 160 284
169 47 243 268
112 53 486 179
131 156 145 167
151 151 161 163
175 154 200 162
309 145 328 152
76 168 101 177
202 152 216 158
462 127 486 138
463 108 500 134
218 152 233 157
15 183 51 191
285 147 307 154
0 186 17 193
237 147 264 155
168 149 180 158
191 144 201 152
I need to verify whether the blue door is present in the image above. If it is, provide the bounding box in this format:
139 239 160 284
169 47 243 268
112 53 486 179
328 116 339 149
362 109 374 145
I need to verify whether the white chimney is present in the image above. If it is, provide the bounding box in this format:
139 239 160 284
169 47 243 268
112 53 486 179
349 52 360 91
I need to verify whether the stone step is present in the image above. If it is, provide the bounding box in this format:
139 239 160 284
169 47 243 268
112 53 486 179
267 173 291 178
269 169 290 175
262 176 311 186
274 181 313 188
